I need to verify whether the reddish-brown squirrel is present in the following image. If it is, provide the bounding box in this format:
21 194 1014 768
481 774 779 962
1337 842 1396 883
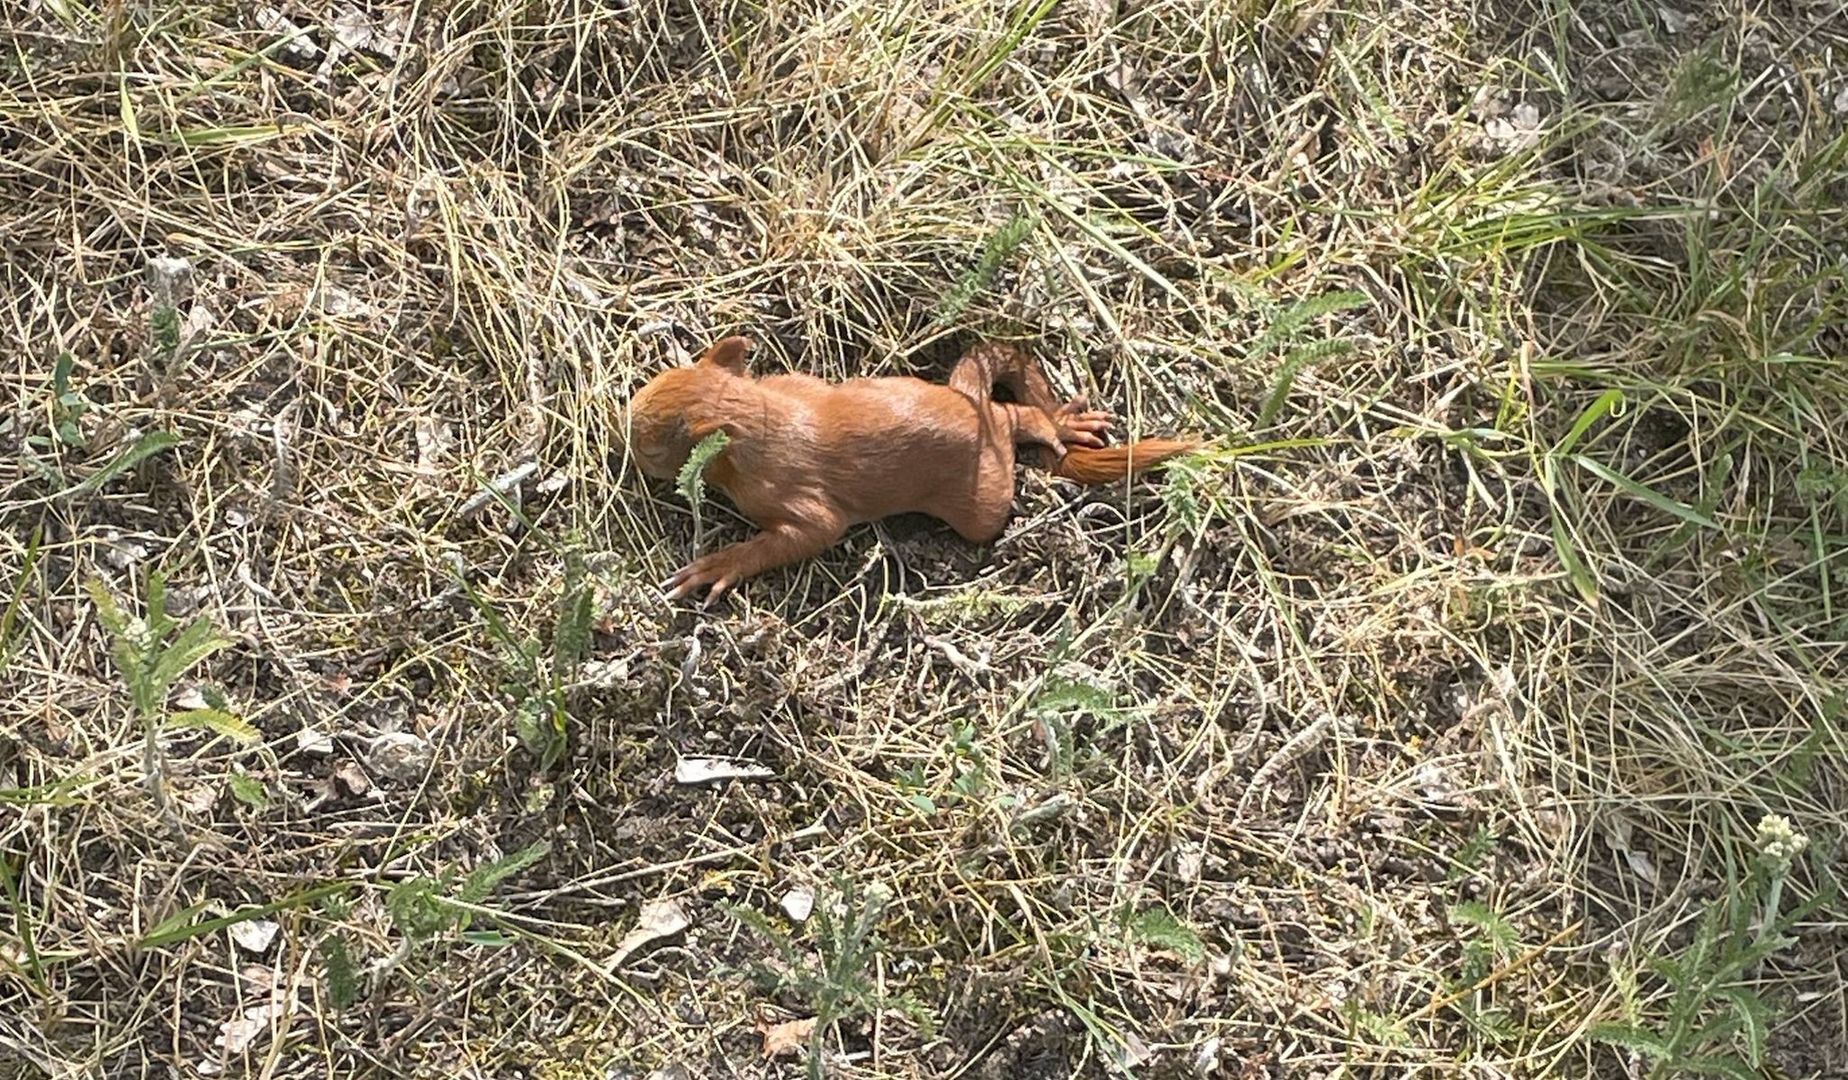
624 335 1200 604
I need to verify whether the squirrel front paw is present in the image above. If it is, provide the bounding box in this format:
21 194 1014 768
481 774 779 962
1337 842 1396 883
663 552 742 606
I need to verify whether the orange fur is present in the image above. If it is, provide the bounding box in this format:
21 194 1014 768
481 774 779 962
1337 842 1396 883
623 335 1200 604
1053 440 1203 484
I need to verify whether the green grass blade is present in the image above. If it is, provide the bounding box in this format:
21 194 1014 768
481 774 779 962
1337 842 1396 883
68 430 181 496
1573 455 1720 530
1550 510 1598 608
140 882 351 948
1 526 42 667
1551 389 1625 458
0 855 45 989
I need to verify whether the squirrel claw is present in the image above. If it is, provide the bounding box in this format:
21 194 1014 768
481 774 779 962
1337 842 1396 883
664 555 736 606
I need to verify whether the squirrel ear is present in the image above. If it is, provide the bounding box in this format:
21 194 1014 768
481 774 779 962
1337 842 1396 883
696 335 754 373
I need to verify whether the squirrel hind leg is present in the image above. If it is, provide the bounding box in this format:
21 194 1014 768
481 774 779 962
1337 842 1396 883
948 342 1060 412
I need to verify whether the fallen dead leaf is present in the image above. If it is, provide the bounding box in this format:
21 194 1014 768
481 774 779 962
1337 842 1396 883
1605 816 1658 886
330 8 375 52
1193 1035 1222 1076
180 303 214 347
176 782 219 815
331 760 371 797
214 997 288 1055
412 415 453 484
228 919 279 953
608 897 690 970
757 1015 817 1059
580 657 630 688
253 7 318 59
216 1014 264 1054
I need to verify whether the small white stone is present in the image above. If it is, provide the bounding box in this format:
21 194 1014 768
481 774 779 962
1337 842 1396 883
780 886 815 923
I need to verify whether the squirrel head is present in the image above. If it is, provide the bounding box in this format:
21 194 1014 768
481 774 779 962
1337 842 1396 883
619 334 753 480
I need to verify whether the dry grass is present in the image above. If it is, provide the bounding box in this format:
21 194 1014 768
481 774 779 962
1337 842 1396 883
2 0 1845 1077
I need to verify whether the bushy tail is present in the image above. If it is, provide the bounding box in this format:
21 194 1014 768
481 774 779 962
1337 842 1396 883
1051 439 1202 485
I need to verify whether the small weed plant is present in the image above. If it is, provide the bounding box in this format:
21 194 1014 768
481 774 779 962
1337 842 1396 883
87 569 256 819
725 876 933 1078
1593 816 1830 1078
461 544 595 771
